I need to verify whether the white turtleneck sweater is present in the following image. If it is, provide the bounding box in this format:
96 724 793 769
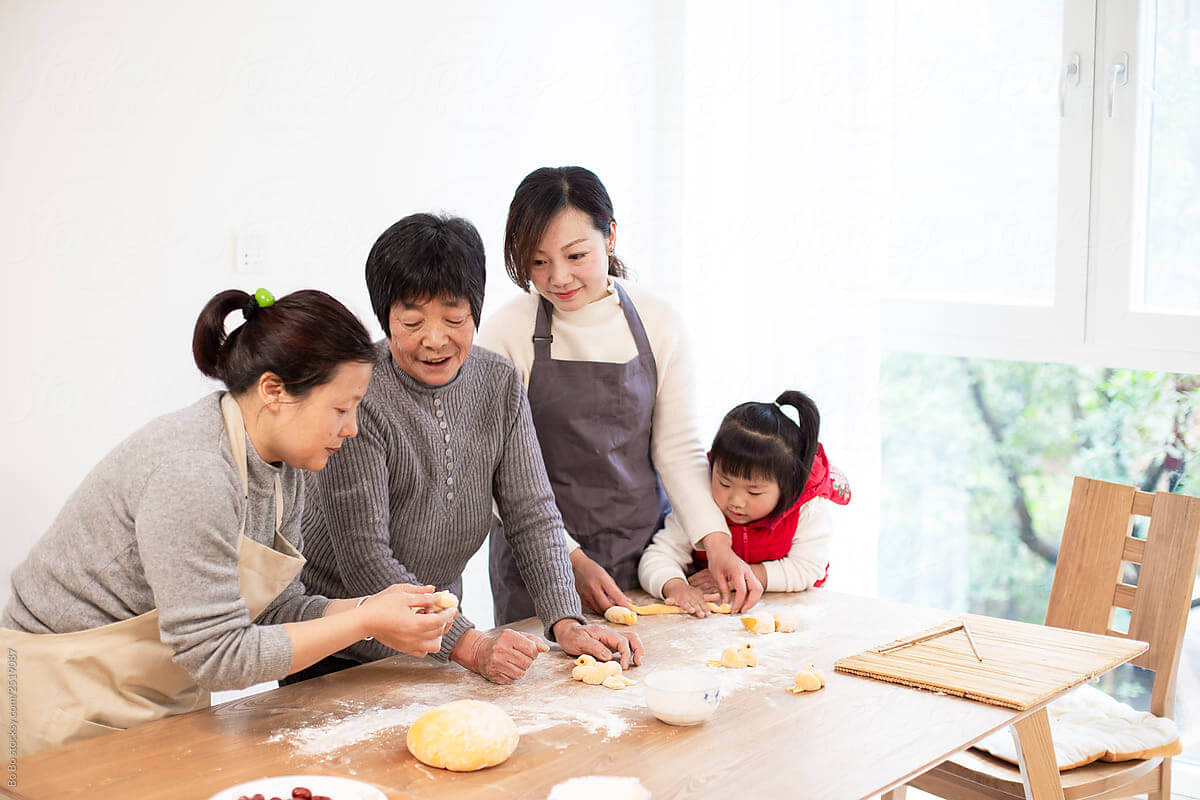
478 278 728 550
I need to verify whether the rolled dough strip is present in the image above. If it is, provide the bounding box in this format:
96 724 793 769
630 602 732 616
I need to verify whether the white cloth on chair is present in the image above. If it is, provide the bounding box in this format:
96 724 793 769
973 684 1181 771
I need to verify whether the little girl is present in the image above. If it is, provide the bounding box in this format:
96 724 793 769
637 390 851 615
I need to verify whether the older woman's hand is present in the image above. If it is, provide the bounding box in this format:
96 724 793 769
698 533 763 613
450 628 550 685
568 549 635 615
552 619 644 670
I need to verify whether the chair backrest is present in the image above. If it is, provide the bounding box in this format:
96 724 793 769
1045 476 1200 717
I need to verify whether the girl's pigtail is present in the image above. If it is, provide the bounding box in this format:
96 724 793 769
775 389 821 485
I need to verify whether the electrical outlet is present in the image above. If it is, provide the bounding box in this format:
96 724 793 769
235 227 268 274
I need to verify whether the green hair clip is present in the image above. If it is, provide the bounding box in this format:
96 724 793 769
253 287 275 308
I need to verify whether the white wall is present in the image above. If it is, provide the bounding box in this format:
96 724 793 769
1 1 884 633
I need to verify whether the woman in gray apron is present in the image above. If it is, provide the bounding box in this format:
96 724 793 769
0 288 455 757
481 166 764 625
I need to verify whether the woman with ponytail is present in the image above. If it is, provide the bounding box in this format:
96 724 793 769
637 390 852 615
0 288 456 757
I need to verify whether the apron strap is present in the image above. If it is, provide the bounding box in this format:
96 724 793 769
532 295 555 362
531 281 654 363
219 393 283 538
612 282 654 358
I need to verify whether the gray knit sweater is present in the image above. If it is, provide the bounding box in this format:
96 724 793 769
1 393 331 690
300 342 583 663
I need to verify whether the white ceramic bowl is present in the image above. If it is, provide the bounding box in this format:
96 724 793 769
642 668 721 726
207 775 387 800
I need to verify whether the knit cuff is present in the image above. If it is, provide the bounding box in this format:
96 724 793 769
434 612 476 663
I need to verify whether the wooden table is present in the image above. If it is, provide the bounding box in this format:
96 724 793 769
9 591 1145 800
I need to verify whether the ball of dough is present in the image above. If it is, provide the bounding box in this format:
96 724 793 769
774 613 799 633
406 700 519 771
604 605 638 625
788 665 826 694
548 775 651 800
741 611 776 634
432 590 459 609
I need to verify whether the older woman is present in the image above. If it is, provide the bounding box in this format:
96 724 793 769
297 213 640 685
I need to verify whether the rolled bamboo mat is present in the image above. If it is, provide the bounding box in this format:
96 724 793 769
834 614 1147 710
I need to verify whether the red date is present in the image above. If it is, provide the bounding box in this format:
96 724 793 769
237 789 330 800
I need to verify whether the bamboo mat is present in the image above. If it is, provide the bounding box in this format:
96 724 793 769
834 614 1147 710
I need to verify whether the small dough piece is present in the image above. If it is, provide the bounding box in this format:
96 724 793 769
548 775 652 800
774 613 799 633
432 590 459 609
741 611 777 635
632 602 732 615
788 665 826 694
406 699 518 771
707 642 758 668
604 605 638 625
571 656 634 689
602 674 636 690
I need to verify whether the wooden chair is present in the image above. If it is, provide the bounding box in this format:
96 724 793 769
885 476 1200 800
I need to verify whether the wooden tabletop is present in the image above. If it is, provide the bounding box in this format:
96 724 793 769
9 590 1142 800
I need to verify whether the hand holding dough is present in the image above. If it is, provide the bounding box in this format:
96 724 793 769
571 654 636 689
788 665 826 694
706 642 759 668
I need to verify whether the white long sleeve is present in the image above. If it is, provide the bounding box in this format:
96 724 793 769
637 512 694 598
759 499 833 592
637 498 835 598
478 279 728 551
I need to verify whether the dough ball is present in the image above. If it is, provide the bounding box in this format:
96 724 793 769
774 614 799 633
406 699 518 771
547 775 651 800
788 665 826 694
740 611 776 635
432 590 459 609
604 605 638 625
710 642 758 668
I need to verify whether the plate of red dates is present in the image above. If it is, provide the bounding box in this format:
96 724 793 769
207 776 387 800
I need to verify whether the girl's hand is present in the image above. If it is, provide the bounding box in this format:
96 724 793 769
569 549 635 614
358 589 457 657
663 578 716 617
553 619 644 670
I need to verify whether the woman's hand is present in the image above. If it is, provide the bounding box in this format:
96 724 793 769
698 533 763 613
569 549 635 614
663 577 718 617
552 619 644 670
686 569 720 596
357 588 457 657
450 628 550 684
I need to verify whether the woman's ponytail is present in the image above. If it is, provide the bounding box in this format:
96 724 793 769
191 288 374 397
192 289 254 382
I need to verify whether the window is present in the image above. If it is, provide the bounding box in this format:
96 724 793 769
882 0 1200 374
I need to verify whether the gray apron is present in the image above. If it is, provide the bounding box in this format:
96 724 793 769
489 283 669 625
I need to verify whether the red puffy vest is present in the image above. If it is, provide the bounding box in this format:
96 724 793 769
695 444 850 585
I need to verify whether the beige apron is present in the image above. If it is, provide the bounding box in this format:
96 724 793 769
1 393 305 757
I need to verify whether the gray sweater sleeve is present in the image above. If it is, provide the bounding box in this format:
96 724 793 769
254 479 332 627
135 452 294 690
313 399 477 662
493 374 585 639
